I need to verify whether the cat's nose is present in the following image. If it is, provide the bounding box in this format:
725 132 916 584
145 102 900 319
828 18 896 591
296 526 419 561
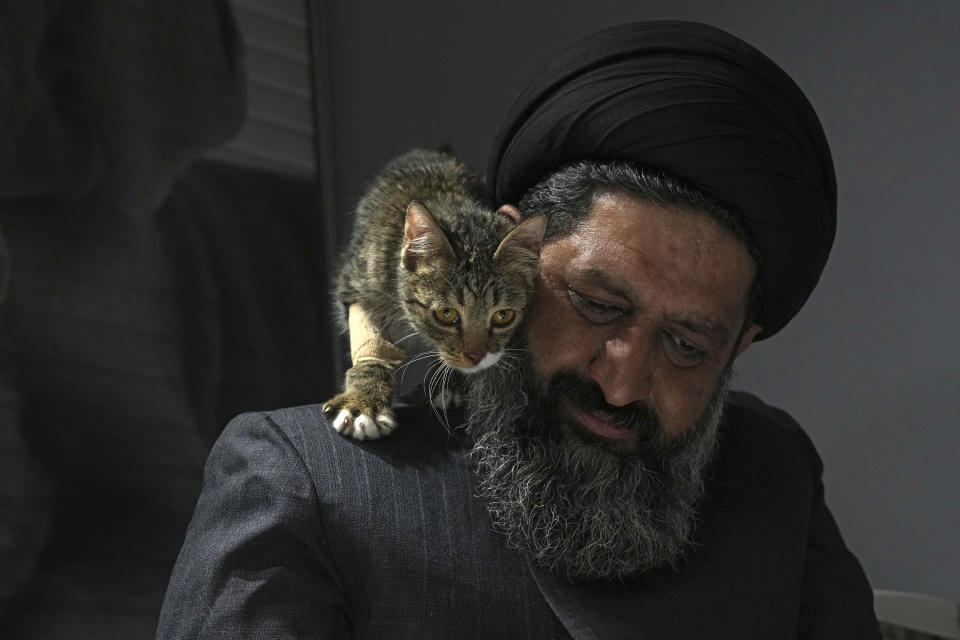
464 351 484 365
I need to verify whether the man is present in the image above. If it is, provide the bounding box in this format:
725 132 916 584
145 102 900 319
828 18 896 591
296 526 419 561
157 21 880 639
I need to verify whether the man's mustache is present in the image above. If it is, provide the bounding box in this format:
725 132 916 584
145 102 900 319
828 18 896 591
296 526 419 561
546 370 662 446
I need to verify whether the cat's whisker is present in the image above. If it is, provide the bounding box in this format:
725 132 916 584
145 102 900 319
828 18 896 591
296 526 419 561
425 357 444 377
424 359 445 401
396 351 440 384
499 348 530 368
383 315 410 336
427 382 442 423
444 366 455 415
393 331 421 346
425 361 448 424
433 363 455 432
497 359 517 375
497 352 521 366
375 289 405 305
396 350 439 369
428 367 442 418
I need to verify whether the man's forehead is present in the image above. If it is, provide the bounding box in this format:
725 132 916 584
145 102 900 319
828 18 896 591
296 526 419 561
548 197 755 337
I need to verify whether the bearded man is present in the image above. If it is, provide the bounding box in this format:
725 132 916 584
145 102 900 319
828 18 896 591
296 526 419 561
157 21 880 639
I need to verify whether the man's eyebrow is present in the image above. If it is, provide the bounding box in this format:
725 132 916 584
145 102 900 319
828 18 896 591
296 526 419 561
575 267 633 300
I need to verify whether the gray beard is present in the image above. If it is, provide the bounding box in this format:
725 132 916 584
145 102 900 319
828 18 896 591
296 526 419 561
464 351 729 582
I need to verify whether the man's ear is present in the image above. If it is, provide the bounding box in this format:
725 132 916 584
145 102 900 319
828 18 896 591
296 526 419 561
735 323 763 357
496 203 523 225
401 201 455 270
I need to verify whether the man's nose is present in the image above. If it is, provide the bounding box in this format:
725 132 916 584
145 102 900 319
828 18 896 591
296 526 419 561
588 326 655 407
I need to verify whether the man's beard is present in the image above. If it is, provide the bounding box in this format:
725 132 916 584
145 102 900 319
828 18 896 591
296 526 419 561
464 346 729 582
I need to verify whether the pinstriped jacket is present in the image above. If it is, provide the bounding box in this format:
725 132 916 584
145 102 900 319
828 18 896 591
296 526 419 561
157 392 880 639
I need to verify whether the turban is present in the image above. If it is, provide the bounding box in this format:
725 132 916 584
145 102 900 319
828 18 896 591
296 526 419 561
488 21 836 340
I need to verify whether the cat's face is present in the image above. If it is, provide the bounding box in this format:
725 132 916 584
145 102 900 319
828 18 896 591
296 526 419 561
399 205 545 373
406 270 533 372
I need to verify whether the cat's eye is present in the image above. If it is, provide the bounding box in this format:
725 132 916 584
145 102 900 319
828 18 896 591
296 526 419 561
490 309 516 328
432 307 460 325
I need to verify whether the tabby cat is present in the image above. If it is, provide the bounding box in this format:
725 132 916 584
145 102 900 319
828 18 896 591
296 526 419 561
323 149 545 440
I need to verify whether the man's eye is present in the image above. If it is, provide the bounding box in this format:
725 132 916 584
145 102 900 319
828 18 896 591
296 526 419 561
568 289 624 323
663 330 706 367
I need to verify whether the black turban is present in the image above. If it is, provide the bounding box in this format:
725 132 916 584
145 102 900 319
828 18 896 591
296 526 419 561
488 21 836 340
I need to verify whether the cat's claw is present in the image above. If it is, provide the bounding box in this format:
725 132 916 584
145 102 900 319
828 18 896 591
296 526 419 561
328 406 397 440
376 412 397 432
331 409 358 437
353 414 379 439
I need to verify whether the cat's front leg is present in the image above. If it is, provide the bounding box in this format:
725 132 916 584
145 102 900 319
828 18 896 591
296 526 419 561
323 359 397 439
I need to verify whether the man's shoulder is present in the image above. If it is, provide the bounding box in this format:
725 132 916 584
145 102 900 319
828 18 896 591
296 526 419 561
220 399 468 472
719 390 824 479
725 390 803 433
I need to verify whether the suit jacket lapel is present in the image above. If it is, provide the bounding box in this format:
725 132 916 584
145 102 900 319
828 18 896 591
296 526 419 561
526 558 606 640
525 557 712 639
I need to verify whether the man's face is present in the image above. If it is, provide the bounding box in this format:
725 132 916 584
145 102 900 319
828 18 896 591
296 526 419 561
524 188 761 450
467 187 763 580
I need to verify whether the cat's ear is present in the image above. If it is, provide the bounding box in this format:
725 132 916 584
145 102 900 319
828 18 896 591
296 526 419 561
402 200 456 270
493 214 545 264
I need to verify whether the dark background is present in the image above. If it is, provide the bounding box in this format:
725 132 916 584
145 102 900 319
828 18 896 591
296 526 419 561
321 0 959 602
0 2 956 637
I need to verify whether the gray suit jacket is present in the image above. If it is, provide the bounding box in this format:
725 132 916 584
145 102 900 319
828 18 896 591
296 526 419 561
157 392 880 639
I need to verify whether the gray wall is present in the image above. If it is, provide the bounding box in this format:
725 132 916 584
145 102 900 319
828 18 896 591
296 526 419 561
209 0 315 177
322 1 959 600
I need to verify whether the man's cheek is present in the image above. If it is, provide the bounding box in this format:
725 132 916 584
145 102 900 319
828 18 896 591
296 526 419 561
527 290 583 368
527 321 582 376
658 373 712 437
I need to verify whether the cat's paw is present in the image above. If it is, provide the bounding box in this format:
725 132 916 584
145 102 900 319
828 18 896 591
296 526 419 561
322 393 397 440
430 387 463 410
